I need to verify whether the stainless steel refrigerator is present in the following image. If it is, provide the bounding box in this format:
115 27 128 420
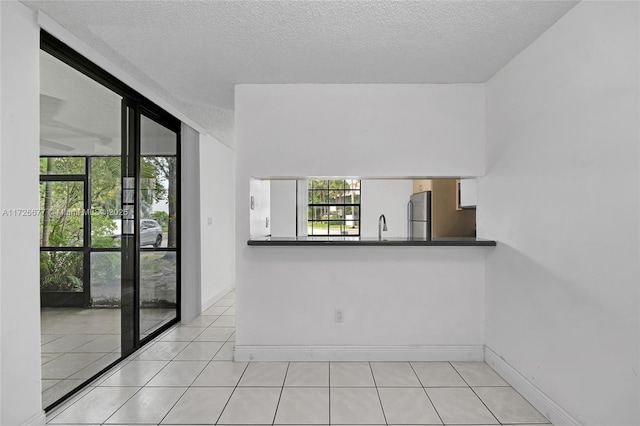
408 191 432 240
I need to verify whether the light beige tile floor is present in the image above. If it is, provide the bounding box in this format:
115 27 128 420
46 289 550 425
41 306 175 408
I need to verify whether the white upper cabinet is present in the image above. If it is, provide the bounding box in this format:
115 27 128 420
459 179 477 208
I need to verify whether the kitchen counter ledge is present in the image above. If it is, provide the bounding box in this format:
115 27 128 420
247 236 496 247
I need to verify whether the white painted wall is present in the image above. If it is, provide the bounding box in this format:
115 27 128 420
360 180 413 238
235 84 487 357
0 1 44 424
0 1 3 414
180 124 202 323
236 246 485 351
269 180 296 237
478 2 639 425
235 84 485 178
200 133 236 309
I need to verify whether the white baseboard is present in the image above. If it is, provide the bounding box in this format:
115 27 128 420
20 410 46 426
485 346 580 426
234 344 484 362
201 284 235 312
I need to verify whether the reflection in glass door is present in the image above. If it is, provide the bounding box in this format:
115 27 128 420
39 48 123 409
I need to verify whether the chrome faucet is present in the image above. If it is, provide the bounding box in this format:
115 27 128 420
378 214 388 240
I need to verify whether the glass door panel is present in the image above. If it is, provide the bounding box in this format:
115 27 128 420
90 252 121 307
140 251 177 338
40 49 123 409
138 115 178 338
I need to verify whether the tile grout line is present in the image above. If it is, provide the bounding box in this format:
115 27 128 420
209 296 244 426
133 341 189 388
155 385 191 426
45 354 131 419
408 361 445 426
155 307 234 426
41 334 102 354
213 362 249 425
448 361 503 425
207 336 229 361
368 362 389 426
44 352 109 384
179 314 221 329
98 385 145 426
168 322 211 341
271 362 290 425
212 314 236 360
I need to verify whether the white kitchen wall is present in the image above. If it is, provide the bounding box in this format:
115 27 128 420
0 1 43 424
478 2 639 425
236 246 485 358
235 84 487 358
235 84 485 178
360 180 413 238
200 133 236 309
269 180 296 237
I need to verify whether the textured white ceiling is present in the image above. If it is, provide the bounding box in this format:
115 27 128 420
23 1 578 148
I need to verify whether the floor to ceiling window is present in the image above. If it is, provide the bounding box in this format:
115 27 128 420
39 33 181 410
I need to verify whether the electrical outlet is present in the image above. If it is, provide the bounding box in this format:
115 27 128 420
207 216 212 225
335 308 344 323
266 217 270 228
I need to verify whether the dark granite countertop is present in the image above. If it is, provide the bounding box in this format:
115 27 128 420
247 236 496 247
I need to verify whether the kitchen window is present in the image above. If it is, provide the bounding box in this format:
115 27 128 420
307 179 360 236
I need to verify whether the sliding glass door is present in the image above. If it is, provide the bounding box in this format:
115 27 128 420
40 33 180 410
139 115 179 339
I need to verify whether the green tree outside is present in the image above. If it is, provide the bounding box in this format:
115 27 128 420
39 156 176 292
